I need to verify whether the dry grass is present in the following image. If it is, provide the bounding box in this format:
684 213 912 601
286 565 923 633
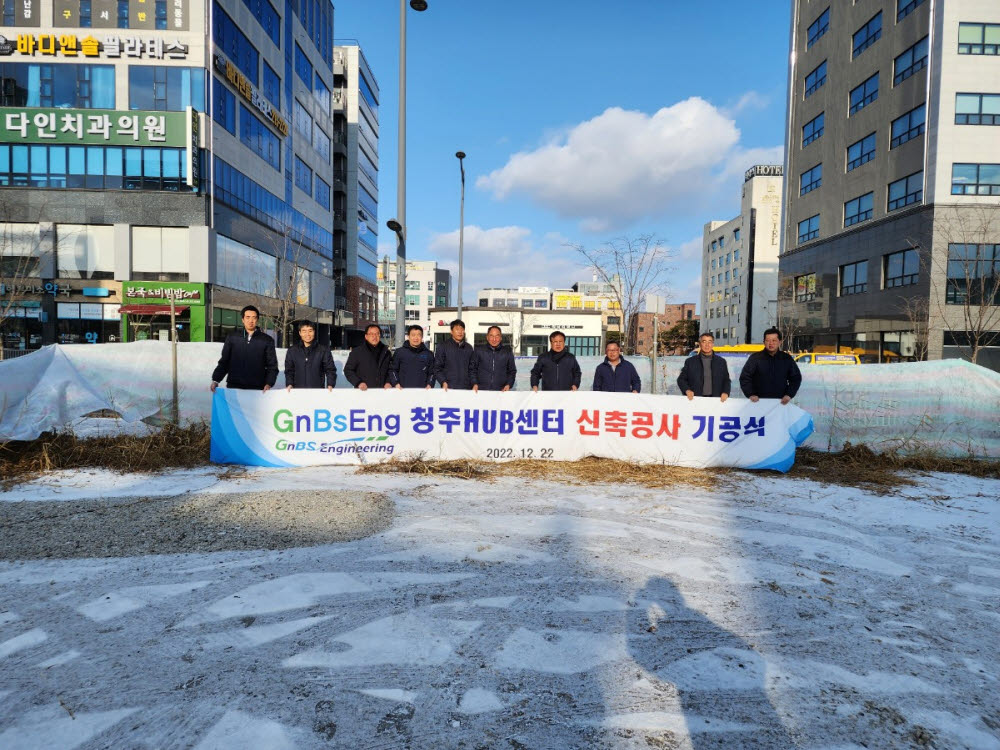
0 422 211 488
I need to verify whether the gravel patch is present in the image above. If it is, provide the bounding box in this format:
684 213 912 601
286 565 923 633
0 489 394 559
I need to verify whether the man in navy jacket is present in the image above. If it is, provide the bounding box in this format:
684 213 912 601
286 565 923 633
471 325 516 391
677 332 730 401
592 341 640 393
389 325 435 389
740 327 802 404
435 319 475 390
210 305 278 392
530 331 582 391
284 321 337 390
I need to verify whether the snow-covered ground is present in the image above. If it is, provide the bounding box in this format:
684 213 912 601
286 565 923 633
1 466 998 749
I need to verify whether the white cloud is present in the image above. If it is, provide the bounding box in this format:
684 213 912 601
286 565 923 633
476 98 781 232
725 90 770 116
426 225 593 304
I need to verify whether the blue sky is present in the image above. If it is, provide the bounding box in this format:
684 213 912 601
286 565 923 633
333 0 791 308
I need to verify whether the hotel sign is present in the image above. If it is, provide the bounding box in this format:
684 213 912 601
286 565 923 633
0 33 188 58
744 164 783 182
214 52 289 137
0 107 187 147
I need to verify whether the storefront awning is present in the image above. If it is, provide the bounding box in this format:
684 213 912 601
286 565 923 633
118 305 190 316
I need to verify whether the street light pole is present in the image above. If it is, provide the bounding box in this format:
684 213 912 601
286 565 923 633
455 150 465 319
395 0 428 347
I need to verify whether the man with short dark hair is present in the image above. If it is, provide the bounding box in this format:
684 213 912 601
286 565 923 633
530 331 581 391
211 305 278 392
740 327 802 405
471 325 516 392
434 319 475 391
284 321 337 391
389 325 435 389
344 323 392 390
593 341 640 393
677 332 730 401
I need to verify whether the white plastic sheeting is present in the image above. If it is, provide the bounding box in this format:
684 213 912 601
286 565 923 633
1 342 999 457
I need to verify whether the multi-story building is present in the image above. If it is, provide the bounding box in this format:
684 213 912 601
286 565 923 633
477 286 551 310
430 306 603 356
552 275 624 339
0 0 345 351
701 165 783 346
377 259 450 338
781 0 1000 367
629 304 698 354
334 43 378 347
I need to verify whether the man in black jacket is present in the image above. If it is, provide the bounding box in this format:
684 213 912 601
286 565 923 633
677 332 730 401
389 325 435 389
471 325 516 392
344 324 391 390
435 319 475 391
284 321 337 391
530 331 581 391
593 341 641 393
739 327 803 404
210 305 278 392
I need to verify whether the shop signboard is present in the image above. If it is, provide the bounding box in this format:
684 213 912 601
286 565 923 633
0 107 187 147
0 32 188 57
123 281 205 304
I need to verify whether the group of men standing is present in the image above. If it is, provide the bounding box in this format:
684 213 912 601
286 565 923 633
210 306 800 403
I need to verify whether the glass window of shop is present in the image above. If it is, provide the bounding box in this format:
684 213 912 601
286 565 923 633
0 223 41 277
0 63 114 109
216 234 277 296
128 67 205 111
131 226 189 281
0 143 190 191
56 224 114 279
0 307 44 351
56 302 122 344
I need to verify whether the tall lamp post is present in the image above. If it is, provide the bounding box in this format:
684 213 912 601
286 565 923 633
394 0 428 347
455 150 465 319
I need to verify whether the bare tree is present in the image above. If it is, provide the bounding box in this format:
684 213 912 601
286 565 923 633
774 272 809 352
897 294 930 361
927 206 1000 365
566 234 675 354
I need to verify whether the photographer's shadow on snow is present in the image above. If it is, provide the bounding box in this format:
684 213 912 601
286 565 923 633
627 576 795 749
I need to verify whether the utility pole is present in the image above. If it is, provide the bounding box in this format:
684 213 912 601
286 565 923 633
170 296 179 424
651 314 659 394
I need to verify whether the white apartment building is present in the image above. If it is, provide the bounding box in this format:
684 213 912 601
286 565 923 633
476 287 551 310
376 259 451 338
701 165 784 345
430 307 604 356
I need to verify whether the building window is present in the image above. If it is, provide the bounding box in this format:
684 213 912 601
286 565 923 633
314 126 331 163
847 132 876 172
844 192 874 227
535 299 547 308
805 60 827 98
800 163 822 195
840 260 868 296
0 143 192 191
128 67 205 112
802 112 824 147
293 155 311 195
734 249 740 261
798 214 820 244
55 224 114 279
890 103 925 148
894 37 928 85
719 236 725 248
293 98 313 141
807 7 830 48
733 228 740 242
0 62 115 109
947 244 1000 305
951 164 1000 195
212 78 236 134
884 248 919 288
294 43 313 89
849 72 879 115
314 74 330 111
239 104 280 170
795 273 817 302
726 252 731 265
958 23 1000 56
956 93 1000 125
214 3 258 85
242 0 280 47
852 12 882 58
711 259 716 270
888 171 923 210
897 0 925 22
262 62 280 106
711 239 717 251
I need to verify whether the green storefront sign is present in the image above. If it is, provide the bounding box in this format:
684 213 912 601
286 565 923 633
121 281 206 342
0 107 187 147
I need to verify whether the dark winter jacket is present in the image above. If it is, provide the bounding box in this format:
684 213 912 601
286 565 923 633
212 328 278 390
470 343 517 391
677 353 731 397
593 357 641 393
434 338 475 389
389 342 436 388
344 341 391 388
739 349 803 399
284 342 337 388
530 349 582 391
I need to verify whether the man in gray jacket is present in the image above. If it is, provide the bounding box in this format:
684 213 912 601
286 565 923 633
677 333 731 401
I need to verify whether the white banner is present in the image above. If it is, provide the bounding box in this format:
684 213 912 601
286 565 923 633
211 389 814 472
